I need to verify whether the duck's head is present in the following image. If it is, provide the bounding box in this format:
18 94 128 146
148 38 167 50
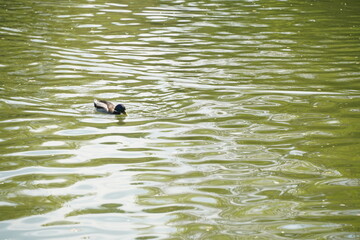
114 104 127 115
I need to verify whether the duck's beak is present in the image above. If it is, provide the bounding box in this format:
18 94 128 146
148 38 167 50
123 111 128 116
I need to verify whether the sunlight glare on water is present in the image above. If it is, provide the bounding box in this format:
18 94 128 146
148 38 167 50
0 0 360 239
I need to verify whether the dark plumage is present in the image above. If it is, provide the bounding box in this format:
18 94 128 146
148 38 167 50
94 99 127 115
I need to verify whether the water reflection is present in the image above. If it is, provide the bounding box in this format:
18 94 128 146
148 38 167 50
0 0 360 239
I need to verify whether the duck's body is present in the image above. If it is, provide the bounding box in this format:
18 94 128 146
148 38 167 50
94 99 127 115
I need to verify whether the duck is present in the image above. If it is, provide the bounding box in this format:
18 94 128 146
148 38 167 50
94 99 127 115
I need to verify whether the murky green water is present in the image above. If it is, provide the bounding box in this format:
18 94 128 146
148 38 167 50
1 0 359 239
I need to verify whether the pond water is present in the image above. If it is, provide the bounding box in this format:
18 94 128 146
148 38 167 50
0 0 359 239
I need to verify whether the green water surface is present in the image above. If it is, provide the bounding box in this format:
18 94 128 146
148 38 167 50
0 0 359 239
